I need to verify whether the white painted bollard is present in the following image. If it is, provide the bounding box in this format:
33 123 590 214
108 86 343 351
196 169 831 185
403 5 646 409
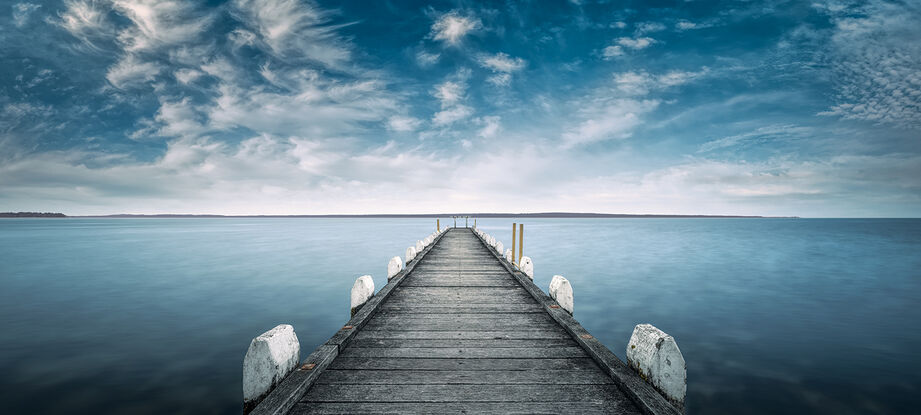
405 246 417 263
350 275 375 316
387 256 403 280
415 240 424 253
626 324 687 409
495 241 504 255
548 275 574 314
519 256 533 279
504 248 513 263
243 324 300 410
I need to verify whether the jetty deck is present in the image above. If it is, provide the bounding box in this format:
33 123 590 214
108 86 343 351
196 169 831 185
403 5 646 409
254 227 680 415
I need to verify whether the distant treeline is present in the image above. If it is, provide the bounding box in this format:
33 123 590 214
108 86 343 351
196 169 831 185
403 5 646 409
0 212 66 217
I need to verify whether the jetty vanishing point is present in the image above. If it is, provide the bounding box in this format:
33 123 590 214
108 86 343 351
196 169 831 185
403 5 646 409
243 222 687 414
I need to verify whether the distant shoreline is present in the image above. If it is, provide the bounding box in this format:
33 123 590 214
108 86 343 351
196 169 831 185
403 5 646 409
3 212 798 219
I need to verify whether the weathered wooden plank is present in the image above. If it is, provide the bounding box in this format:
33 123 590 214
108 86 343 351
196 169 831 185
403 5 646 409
250 345 337 415
386 293 534 304
327 357 602 371
339 346 586 359
347 338 576 348
401 279 520 287
315 369 613 385
290 401 641 414
302 384 627 403
368 313 555 325
352 330 572 340
377 304 544 313
470 228 682 415
363 320 559 332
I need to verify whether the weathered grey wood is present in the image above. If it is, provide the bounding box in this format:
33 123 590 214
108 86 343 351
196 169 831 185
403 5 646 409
258 228 665 415
470 228 683 415
323 230 448 352
378 304 544 313
292 401 640 414
339 346 587 359
327 357 603 371
352 330 572 340
348 338 576 348
250 345 337 415
363 319 560 332
316 369 613 384
303 384 629 403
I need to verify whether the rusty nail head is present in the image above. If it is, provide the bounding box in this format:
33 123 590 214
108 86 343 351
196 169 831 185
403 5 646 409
549 305 560 309
581 334 593 340
342 325 354 330
300 363 316 371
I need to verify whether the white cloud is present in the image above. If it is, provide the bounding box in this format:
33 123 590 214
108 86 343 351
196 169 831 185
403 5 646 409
111 0 211 52
477 116 501 138
13 3 41 27
602 37 656 59
174 68 203 84
430 11 481 45
487 73 511 87
815 0 921 128
561 99 659 147
106 54 162 88
432 105 473 126
602 45 623 59
52 0 112 48
613 68 708 96
433 81 465 107
698 124 812 153
617 36 655 49
477 53 526 73
231 0 350 66
416 50 440 67
634 22 666 35
387 115 422 132
611 21 627 29
477 52 526 87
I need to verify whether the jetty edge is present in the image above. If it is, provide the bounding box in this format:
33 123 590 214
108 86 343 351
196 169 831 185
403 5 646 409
245 224 686 414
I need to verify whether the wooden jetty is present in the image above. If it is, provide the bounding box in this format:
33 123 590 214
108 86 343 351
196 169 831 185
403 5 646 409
247 227 684 414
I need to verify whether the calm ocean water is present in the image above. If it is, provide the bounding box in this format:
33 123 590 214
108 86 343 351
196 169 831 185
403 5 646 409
1 218 919 414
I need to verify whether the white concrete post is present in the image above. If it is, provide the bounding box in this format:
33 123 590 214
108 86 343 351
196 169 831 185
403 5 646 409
405 246 417 263
243 324 300 411
504 248 512 263
387 256 403 280
626 324 686 409
519 256 533 279
350 275 374 316
548 275 574 314
495 241 504 255
415 240 424 253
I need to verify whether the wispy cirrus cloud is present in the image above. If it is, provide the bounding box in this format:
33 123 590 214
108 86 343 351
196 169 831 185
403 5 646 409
602 36 656 59
477 52 526 87
430 11 481 46
815 0 921 128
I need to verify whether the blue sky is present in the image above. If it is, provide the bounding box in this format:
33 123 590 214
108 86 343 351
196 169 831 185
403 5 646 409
1 0 919 216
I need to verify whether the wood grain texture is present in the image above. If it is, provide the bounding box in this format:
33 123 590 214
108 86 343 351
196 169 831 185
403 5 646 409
260 228 670 415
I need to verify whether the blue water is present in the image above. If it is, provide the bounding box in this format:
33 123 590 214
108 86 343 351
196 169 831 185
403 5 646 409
1 218 919 414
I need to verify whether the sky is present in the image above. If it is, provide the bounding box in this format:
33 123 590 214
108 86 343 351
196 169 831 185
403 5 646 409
1 0 919 217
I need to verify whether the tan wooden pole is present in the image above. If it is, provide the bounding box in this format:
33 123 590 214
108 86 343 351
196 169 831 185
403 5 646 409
437 219 440 232
518 223 524 265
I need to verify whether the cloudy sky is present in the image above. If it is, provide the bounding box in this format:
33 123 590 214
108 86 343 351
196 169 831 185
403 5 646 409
1 0 919 216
